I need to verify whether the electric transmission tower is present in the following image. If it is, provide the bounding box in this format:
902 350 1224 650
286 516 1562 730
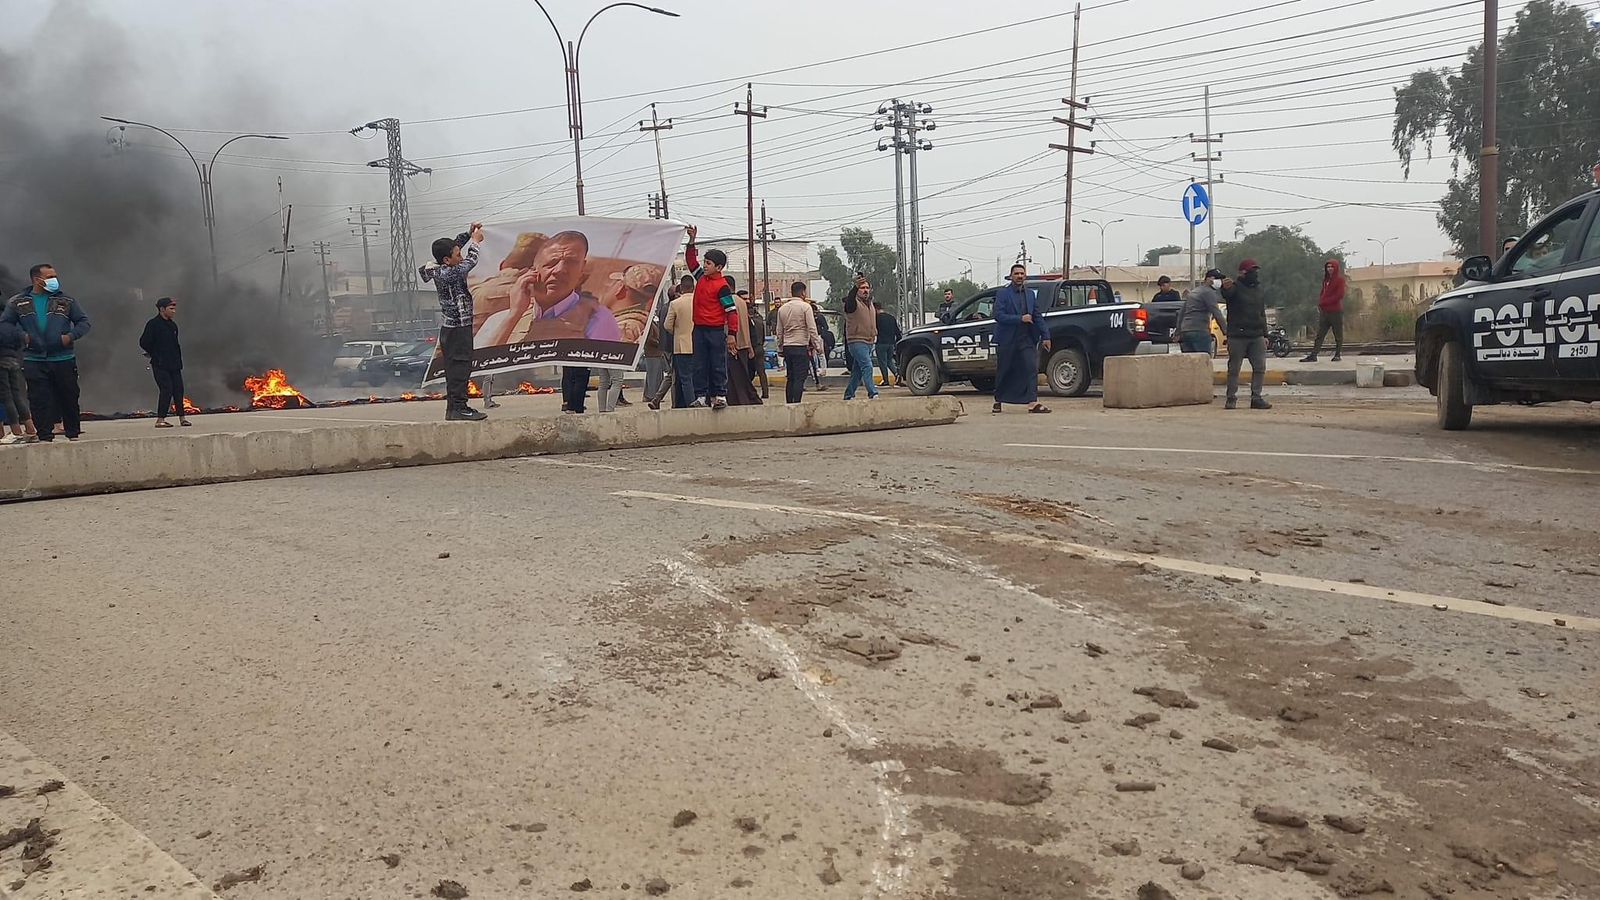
352 118 432 310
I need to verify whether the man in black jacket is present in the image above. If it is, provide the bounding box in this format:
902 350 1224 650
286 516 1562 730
139 297 188 427
874 304 903 386
1219 258 1271 410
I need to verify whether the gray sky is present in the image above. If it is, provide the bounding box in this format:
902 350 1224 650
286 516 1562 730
17 0 1561 285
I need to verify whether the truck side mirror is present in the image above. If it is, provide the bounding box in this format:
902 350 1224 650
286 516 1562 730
1460 255 1494 283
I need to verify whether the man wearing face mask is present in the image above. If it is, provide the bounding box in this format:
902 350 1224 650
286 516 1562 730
1174 268 1228 355
2 264 91 441
1219 259 1270 410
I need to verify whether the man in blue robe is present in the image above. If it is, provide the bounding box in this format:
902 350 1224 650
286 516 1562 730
992 263 1051 414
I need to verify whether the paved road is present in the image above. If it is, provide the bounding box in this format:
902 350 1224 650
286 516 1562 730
3 394 1598 899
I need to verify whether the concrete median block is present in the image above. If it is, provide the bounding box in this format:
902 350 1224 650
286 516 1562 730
0 396 962 503
1103 353 1213 409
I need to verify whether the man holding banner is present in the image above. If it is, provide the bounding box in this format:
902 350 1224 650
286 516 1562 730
421 217 685 397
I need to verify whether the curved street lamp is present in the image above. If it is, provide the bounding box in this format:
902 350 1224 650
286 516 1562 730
1080 218 1125 272
101 115 286 284
1035 235 1058 273
531 1 680 215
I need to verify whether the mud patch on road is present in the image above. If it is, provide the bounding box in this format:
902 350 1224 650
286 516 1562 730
698 525 849 567
914 805 1094 899
937 529 1600 898
854 744 1052 807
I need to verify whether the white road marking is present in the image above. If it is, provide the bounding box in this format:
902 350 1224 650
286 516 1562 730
530 458 813 486
665 557 912 898
622 491 1598 633
1013 442 1600 476
0 730 219 898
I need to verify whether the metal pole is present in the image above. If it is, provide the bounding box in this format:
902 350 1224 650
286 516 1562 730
892 103 908 325
569 40 585 215
1480 0 1499 256
1204 85 1216 273
1063 3 1082 273
734 84 766 297
760 199 771 305
915 131 928 328
643 103 672 218
746 83 756 296
203 165 218 285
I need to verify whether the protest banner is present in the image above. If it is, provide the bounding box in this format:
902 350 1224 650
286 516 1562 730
424 216 681 381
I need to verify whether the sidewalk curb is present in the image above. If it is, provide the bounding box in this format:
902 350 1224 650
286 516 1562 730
0 397 962 502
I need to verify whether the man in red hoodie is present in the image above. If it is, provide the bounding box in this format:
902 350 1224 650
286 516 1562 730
1301 259 1345 363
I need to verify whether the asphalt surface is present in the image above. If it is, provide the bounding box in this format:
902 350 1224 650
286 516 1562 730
3 390 1598 899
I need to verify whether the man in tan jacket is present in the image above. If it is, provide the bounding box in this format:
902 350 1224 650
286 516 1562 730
660 275 698 409
776 282 822 403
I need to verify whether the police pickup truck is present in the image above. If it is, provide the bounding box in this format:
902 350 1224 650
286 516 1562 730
1416 187 1600 430
895 277 1143 397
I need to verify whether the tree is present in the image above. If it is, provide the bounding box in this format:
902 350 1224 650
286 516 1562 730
1393 0 1600 255
1140 245 1183 266
922 276 986 315
1215 225 1345 332
817 228 897 313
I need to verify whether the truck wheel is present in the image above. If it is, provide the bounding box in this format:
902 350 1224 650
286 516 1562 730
905 353 943 396
1046 347 1091 397
970 377 995 394
1436 340 1473 430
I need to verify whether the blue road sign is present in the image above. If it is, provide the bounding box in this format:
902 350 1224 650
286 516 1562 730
1182 183 1211 226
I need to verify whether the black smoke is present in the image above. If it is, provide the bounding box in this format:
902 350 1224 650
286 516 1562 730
1 2 327 413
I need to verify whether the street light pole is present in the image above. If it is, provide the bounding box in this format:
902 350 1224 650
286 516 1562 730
1367 236 1399 276
1035 235 1057 273
102 116 286 285
532 1 680 216
1080 218 1124 271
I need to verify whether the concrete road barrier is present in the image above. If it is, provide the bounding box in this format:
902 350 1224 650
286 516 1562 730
1103 353 1213 409
0 397 963 503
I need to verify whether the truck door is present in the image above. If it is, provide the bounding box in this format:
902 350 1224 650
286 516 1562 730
940 290 996 376
1476 199 1592 385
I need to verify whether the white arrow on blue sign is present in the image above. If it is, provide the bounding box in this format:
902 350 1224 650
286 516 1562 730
1182 183 1211 226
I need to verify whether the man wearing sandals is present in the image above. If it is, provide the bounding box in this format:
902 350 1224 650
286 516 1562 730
140 297 189 428
992 263 1051 414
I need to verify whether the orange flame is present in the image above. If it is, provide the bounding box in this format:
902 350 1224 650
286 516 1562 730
516 382 555 395
400 392 418 401
467 380 483 398
242 369 314 410
181 397 202 416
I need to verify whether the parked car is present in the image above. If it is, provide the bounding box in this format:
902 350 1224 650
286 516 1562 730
894 278 1141 397
1416 186 1600 429
356 339 435 387
334 340 406 386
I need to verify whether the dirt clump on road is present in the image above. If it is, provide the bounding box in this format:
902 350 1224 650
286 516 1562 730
855 743 1051 807
938 529 1600 898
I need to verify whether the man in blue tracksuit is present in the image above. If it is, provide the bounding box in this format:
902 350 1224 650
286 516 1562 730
1 264 91 441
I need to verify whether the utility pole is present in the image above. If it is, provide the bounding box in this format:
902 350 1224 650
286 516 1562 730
1049 3 1093 274
735 83 767 300
311 240 334 334
876 100 936 329
268 178 295 319
1190 87 1223 273
758 201 775 305
349 206 381 298
1480 0 1500 256
647 193 667 219
353 118 431 319
639 103 674 220
876 102 909 326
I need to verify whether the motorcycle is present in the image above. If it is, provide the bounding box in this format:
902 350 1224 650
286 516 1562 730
1267 326 1294 358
